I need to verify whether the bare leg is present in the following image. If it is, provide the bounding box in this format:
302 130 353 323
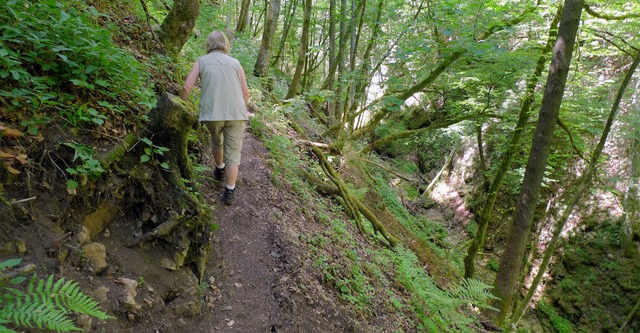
225 165 238 187
213 146 224 166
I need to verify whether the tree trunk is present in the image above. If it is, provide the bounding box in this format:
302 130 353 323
286 0 313 98
254 0 281 78
512 47 640 326
158 0 200 57
321 0 337 92
333 0 349 126
271 0 299 67
235 0 252 33
464 5 562 279
491 0 583 325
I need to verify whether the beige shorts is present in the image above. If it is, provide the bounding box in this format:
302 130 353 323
204 120 246 166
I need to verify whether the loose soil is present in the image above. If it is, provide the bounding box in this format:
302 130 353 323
1 130 373 332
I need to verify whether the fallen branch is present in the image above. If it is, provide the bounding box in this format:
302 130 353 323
1 263 36 280
126 212 181 247
421 150 455 198
357 158 416 182
287 114 398 247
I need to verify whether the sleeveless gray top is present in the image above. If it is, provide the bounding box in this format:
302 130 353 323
198 52 247 121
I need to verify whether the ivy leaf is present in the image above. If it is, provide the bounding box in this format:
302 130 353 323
160 162 169 169
140 155 150 163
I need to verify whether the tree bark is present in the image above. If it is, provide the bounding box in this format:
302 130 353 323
286 0 313 98
271 0 299 67
333 0 349 126
321 0 337 91
491 0 584 325
235 0 252 33
254 0 281 78
158 0 200 57
464 5 562 279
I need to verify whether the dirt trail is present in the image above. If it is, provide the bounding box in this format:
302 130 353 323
181 131 365 332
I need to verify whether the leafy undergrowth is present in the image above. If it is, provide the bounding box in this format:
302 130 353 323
250 100 498 331
544 220 640 333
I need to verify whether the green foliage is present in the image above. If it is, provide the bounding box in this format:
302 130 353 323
63 142 105 191
391 247 495 332
138 137 170 169
538 300 574 333
0 259 111 333
372 173 447 250
547 220 640 332
0 0 154 126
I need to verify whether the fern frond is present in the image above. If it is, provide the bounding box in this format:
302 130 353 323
0 324 18 333
1 274 112 332
448 278 499 311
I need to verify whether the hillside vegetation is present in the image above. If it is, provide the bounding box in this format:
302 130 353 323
1 0 639 332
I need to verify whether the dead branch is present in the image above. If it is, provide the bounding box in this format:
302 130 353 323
287 114 398 247
421 150 455 198
1 263 36 280
126 212 181 247
357 158 417 182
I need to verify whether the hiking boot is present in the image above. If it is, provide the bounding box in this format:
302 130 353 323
223 187 235 205
213 166 225 182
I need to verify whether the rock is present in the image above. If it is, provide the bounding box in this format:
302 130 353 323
168 269 201 318
57 247 69 264
173 233 190 268
94 286 109 303
161 257 178 271
16 239 26 254
82 204 118 240
77 226 91 244
171 293 202 318
82 242 107 273
115 277 138 311
76 314 92 332
0 241 14 255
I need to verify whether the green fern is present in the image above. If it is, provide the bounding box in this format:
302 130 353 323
448 278 499 311
1 259 112 333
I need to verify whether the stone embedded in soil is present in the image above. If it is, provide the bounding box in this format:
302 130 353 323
82 203 118 239
94 286 109 303
115 277 139 311
82 242 107 273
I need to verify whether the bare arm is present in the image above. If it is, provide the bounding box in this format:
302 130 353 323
181 61 200 100
238 65 250 106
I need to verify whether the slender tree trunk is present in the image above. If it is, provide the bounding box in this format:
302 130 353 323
271 0 299 67
286 0 313 98
463 5 562 279
348 0 384 119
254 0 281 78
235 0 252 33
511 48 640 326
343 0 366 131
158 0 201 57
334 0 349 126
322 0 337 92
492 0 584 325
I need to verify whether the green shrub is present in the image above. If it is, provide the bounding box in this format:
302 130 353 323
0 0 154 127
538 299 574 333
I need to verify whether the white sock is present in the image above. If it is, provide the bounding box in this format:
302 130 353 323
216 163 225 169
225 184 235 190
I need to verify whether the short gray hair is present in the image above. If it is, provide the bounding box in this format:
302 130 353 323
206 31 230 54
